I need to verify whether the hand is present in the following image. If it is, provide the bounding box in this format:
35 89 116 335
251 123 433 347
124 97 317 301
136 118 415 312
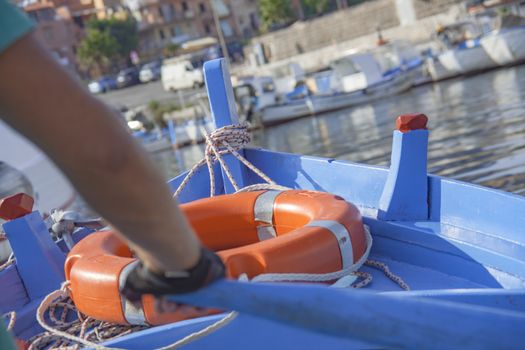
120 247 225 303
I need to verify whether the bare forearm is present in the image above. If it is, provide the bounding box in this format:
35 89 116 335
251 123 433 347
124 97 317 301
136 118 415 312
0 34 199 270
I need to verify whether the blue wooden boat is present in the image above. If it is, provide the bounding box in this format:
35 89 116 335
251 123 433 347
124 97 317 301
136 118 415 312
1 58 524 349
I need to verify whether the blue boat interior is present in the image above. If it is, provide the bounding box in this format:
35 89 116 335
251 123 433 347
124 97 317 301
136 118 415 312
1 58 524 349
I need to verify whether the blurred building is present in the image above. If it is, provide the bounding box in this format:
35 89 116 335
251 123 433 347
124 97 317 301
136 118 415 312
20 0 127 27
127 0 260 60
21 1 79 72
18 0 131 75
229 0 259 39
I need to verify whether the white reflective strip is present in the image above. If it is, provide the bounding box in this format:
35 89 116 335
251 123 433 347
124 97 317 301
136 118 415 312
306 220 353 269
254 190 282 241
119 260 148 326
257 226 277 241
254 190 282 224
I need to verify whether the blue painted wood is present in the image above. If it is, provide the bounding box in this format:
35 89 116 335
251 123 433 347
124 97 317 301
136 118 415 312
3 212 65 299
241 148 388 211
383 288 525 312
365 219 525 286
167 119 177 146
378 129 428 221
203 59 248 193
0 265 28 313
168 162 225 203
168 280 525 349
103 313 374 350
429 174 525 241
11 299 44 340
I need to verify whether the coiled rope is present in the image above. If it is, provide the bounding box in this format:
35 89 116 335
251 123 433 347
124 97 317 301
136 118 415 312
23 123 409 349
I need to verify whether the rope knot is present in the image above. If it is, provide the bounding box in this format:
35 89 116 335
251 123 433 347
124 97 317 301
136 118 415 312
204 123 250 158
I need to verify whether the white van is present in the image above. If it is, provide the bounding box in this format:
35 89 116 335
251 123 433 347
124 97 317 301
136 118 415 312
161 57 204 92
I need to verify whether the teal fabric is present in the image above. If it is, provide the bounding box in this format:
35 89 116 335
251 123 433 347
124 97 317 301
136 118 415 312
0 322 16 350
0 0 34 53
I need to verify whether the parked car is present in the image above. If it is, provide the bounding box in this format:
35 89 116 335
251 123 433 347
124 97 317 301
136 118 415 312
116 67 140 88
87 75 117 94
139 60 162 83
161 58 203 92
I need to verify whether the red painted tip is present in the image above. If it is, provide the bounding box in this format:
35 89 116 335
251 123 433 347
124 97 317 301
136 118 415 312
396 113 428 133
16 339 30 350
0 193 34 221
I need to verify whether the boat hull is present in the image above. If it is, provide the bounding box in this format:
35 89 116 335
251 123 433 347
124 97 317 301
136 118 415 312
481 27 525 66
438 45 497 75
2 58 524 349
99 145 525 349
260 73 412 126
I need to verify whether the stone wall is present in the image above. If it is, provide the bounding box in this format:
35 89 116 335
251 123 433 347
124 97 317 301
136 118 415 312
246 0 463 63
413 0 462 19
250 0 400 62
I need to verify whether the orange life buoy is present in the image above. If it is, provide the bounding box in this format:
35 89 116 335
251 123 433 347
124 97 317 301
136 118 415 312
64 190 367 326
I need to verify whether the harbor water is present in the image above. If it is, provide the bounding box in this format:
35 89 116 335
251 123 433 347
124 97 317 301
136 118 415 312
151 64 525 195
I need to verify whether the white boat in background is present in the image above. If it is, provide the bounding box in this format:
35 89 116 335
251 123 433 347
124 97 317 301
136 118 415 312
425 56 458 82
372 40 428 86
268 62 306 95
235 50 412 126
480 15 525 66
434 21 497 76
0 120 74 214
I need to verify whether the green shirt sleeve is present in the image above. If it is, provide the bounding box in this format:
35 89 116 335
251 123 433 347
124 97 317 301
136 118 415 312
0 322 16 350
0 0 34 53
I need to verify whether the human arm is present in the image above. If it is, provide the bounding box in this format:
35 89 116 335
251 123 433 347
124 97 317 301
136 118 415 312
0 33 201 273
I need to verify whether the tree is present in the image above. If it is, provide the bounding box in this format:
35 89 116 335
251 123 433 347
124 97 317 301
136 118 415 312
87 19 138 59
163 43 180 58
77 18 138 73
259 0 295 32
77 28 119 71
302 0 331 17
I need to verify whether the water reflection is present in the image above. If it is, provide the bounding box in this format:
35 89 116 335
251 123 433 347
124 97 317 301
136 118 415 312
155 65 525 195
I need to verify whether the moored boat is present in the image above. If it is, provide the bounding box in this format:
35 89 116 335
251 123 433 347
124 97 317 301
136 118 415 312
235 50 413 126
1 58 524 349
472 1 525 66
433 21 497 77
480 14 525 66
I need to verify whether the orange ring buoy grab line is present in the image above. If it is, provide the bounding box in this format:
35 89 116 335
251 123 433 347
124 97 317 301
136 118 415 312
64 190 369 326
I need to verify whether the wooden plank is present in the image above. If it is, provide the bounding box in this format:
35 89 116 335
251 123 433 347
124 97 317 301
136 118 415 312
169 280 525 349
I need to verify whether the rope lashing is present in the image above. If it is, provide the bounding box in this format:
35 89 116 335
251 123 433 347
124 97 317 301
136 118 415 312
173 123 288 198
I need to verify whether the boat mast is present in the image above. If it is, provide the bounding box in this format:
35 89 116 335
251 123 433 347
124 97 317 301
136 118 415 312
209 0 231 69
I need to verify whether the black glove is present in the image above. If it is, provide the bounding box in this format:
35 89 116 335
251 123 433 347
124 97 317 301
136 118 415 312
120 247 225 302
